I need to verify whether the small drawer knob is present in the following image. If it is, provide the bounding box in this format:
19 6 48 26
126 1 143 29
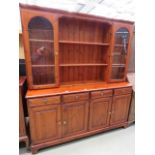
75 95 79 100
58 121 61 125
63 121 67 125
43 99 48 104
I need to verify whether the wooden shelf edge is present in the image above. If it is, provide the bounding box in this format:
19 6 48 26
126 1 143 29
29 39 53 43
60 64 108 67
112 64 125 67
32 65 55 67
59 40 110 46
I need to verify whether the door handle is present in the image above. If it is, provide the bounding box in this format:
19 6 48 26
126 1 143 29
58 121 61 125
63 121 67 125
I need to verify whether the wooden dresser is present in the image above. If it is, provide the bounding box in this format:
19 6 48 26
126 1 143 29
19 76 29 148
19 3 134 153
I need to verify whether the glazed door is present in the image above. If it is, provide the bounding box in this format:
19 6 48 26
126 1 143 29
109 23 133 82
29 104 61 144
89 98 112 130
20 9 59 89
62 101 89 137
110 94 131 125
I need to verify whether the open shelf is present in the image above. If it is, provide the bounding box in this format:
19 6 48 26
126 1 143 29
61 80 105 86
58 17 110 84
60 66 106 83
60 64 108 67
59 40 109 46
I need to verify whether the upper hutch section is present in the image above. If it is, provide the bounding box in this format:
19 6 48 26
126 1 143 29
20 4 134 90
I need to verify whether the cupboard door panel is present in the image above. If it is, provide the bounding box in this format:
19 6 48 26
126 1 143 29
89 98 111 130
62 101 89 137
110 94 131 125
29 104 61 144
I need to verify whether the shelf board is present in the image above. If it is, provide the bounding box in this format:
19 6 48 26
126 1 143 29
112 52 123 56
115 43 128 47
29 39 53 43
115 44 123 47
116 32 129 34
29 29 53 32
112 64 125 67
59 40 109 46
32 64 55 67
60 64 108 67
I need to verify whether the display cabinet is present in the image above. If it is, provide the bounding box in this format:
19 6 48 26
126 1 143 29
20 9 59 89
109 23 133 82
19 4 134 154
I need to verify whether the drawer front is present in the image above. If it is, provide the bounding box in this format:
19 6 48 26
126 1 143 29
29 96 61 107
63 93 89 103
114 87 132 95
91 90 113 99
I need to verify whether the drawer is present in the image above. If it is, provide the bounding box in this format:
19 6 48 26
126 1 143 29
114 87 132 95
29 96 60 107
91 89 113 99
63 93 89 103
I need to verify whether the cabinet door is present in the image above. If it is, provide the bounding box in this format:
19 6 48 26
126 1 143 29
29 104 61 144
62 101 89 137
20 9 59 89
89 98 111 130
109 22 133 82
110 94 131 125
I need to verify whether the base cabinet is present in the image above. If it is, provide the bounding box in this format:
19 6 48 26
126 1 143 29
27 87 132 154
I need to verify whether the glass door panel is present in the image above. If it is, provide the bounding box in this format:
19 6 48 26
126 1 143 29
111 67 125 79
111 28 129 80
28 16 55 85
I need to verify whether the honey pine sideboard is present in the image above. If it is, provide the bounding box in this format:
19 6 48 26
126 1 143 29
20 3 134 154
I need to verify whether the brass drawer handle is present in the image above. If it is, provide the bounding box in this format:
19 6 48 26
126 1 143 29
58 121 61 126
63 121 67 125
75 95 79 100
43 99 48 104
109 111 115 115
100 92 104 96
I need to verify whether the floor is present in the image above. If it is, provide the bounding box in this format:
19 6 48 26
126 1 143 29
20 124 135 155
